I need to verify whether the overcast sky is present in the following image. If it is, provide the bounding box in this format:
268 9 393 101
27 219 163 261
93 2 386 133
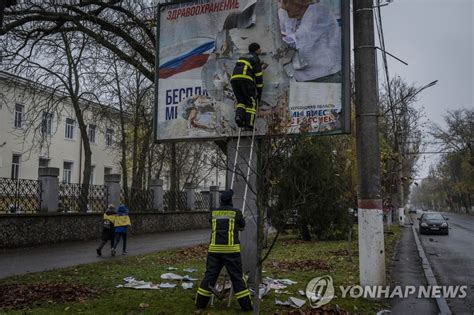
376 0 473 178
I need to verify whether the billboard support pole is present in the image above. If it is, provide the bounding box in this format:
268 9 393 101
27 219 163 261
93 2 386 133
353 0 386 287
227 137 259 284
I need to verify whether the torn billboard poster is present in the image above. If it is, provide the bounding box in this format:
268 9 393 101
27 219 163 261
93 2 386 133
155 0 349 141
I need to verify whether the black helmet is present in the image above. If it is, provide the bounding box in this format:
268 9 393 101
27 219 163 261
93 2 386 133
220 189 234 204
248 42 261 53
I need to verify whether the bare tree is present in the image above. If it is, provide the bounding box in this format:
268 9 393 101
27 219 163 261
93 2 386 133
379 76 427 219
2 29 108 211
1 1 156 80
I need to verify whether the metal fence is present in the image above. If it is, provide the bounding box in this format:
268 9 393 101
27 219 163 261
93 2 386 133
164 190 187 211
195 192 211 210
0 178 42 214
58 183 108 213
124 188 154 212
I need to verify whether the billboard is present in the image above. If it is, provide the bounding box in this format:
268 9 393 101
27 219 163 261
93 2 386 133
155 0 350 142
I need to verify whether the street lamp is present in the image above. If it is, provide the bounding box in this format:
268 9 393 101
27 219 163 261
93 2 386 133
382 80 438 116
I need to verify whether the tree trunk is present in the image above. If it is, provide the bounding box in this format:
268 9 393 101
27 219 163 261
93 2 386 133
73 100 91 213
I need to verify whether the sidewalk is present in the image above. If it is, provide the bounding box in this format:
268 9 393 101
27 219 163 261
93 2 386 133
0 229 209 279
390 225 438 315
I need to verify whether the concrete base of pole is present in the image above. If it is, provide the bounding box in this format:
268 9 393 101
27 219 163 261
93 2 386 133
358 208 386 287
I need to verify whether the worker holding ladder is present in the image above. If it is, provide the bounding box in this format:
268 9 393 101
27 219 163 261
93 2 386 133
195 189 253 312
195 42 267 312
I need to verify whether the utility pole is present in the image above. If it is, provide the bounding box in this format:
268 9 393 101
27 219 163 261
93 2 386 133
353 0 386 286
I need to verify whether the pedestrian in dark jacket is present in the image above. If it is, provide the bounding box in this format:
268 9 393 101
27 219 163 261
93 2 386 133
231 42 266 130
96 204 116 257
195 189 252 312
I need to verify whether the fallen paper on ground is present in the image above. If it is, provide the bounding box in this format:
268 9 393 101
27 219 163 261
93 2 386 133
183 268 197 273
250 284 270 299
275 298 291 306
276 279 297 286
167 266 178 271
289 297 306 308
161 273 183 280
182 282 194 290
182 275 198 281
159 282 176 289
119 277 159 290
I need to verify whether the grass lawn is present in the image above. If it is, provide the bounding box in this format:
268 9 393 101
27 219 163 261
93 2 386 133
0 226 401 314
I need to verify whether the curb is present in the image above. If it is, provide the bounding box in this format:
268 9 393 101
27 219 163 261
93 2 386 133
411 225 451 315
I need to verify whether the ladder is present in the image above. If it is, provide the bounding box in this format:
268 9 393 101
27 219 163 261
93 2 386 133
230 122 257 215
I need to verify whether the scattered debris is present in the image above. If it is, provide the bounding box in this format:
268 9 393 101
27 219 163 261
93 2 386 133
264 277 297 286
0 283 98 311
376 310 391 315
275 296 306 308
182 275 198 281
214 280 232 292
268 283 287 290
275 298 291 306
279 279 298 286
298 289 305 296
139 303 149 308
250 284 271 299
159 283 176 289
181 282 194 290
289 297 306 308
167 267 178 271
121 277 159 290
183 268 197 273
160 273 183 280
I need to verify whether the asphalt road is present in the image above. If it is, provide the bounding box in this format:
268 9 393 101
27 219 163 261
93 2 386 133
0 229 209 279
416 212 474 314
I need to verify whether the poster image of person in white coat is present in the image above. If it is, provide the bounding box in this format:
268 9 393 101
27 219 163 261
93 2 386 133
278 0 342 83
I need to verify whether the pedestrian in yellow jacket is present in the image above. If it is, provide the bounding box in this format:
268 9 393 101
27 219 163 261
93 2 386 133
111 204 131 256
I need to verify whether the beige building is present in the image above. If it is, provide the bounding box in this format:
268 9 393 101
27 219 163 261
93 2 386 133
0 71 120 185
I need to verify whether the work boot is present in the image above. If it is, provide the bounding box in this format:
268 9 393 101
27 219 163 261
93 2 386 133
235 114 245 128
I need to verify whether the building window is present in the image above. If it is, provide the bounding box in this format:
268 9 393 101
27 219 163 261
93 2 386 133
90 166 95 185
105 128 114 147
88 124 96 143
14 104 24 128
65 118 75 139
41 111 53 135
11 154 21 179
63 162 73 184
